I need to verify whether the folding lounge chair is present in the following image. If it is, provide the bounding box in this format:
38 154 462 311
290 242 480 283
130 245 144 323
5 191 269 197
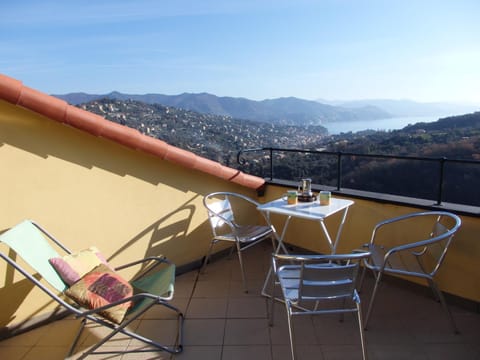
0 220 184 359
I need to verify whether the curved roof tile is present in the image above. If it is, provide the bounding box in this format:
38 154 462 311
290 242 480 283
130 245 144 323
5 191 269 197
0 73 265 190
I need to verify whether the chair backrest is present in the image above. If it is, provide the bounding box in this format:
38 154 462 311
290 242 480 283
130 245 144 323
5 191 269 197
422 212 461 275
205 197 235 229
0 220 67 292
204 193 245 234
300 261 359 301
274 253 369 303
372 211 461 276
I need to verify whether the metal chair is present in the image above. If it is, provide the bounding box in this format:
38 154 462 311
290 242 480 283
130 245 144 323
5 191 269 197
202 191 275 292
270 252 371 360
0 220 184 359
360 211 462 333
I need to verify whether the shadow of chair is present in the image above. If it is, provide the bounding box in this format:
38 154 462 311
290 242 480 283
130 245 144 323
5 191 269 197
359 211 462 333
0 220 184 359
108 203 195 268
270 252 371 360
202 191 275 292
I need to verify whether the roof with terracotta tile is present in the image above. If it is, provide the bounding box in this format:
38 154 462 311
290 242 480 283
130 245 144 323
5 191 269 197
0 73 265 190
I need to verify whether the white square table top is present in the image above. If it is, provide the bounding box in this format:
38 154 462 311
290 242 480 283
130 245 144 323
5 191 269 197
257 197 354 221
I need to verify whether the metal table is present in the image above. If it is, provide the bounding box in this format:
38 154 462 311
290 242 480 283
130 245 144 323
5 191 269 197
257 196 354 297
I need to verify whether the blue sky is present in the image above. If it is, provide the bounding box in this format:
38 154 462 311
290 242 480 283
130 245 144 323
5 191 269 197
1 0 479 103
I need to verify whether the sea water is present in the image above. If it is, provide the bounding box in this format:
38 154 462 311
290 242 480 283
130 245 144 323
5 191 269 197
325 115 446 135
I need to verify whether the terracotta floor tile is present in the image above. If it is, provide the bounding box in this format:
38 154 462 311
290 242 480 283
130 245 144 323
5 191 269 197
227 297 268 318
221 345 272 360
173 345 222 360
183 319 225 346
187 298 228 318
224 318 270 345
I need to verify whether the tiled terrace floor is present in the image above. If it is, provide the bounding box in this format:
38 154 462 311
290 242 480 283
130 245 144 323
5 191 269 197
1 242 479 360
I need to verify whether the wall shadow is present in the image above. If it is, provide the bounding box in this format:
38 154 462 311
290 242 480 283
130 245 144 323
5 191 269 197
0 248 68 337
0 105 194 189
108 195 202 270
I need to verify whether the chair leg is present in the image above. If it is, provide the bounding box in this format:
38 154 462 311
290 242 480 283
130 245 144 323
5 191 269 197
358 262 367 292
285 304 296 360
77 312 149 360
227 244 236 259
356 301 368 360
364 270 383 330
338 298 346 322
77 301 184 359
427 278 459 334
236 241 248 292
269 289 275 327
270 235 276 252
201 240 215 274
66 317 87 359
269 258 277 327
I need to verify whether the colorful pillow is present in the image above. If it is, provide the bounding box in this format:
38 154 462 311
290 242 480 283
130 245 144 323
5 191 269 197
65 263 133 324
49 246 109 286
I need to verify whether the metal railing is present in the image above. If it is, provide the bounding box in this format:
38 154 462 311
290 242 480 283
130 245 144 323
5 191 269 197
237 147 480 207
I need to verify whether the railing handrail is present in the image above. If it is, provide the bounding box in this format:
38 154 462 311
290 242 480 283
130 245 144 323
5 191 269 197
237 147 480 206
238 147 480 164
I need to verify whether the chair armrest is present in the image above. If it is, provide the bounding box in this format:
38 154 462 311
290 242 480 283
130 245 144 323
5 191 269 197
226 193 272 229
226 192 261 207
370 212 441 242
114 255 170 271
114 255 174 284
383 238 438 254
272 250 371 272
368 211 460 249
208 193 259 224
371 211 434 231
273 252 371 263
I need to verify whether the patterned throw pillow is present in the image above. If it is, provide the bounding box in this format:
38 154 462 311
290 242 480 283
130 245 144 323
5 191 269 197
49 246 110 286
65 263 133 324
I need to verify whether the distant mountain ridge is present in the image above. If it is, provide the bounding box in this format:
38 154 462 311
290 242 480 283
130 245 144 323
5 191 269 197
53 91 391 126
321 98 479 117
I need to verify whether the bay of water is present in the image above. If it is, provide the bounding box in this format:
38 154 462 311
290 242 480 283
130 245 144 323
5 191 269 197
325 115 444 135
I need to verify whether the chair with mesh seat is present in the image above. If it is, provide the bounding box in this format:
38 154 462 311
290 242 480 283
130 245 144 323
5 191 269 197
359 211 462 333
202 191 275 292
270 252 371 360
0 220 184 359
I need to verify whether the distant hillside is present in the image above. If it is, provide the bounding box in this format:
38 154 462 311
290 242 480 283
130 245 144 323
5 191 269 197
404 111 480 132
54 91 391 126
323 111 480 158
323 98 479 117
77 98 329 164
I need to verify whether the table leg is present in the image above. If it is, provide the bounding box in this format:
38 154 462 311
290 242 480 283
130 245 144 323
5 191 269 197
261 214 292 298
333 206 350 253
318 206 350 254
274 216 291 254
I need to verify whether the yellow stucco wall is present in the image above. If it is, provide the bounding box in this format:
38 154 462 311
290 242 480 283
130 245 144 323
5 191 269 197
0 100 258 331
260 185 480 303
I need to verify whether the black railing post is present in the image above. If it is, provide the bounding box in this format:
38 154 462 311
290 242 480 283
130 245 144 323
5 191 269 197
437 157 446 206
337 152 343 191
269 148 273 181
